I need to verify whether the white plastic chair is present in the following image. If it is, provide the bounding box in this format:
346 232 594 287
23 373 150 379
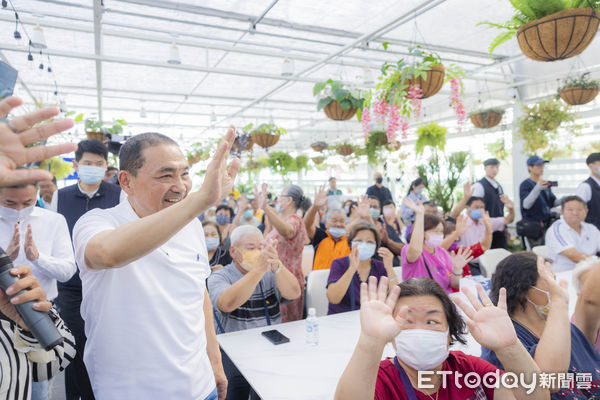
531 245 547 259
478 248 511 278
305 269 331 317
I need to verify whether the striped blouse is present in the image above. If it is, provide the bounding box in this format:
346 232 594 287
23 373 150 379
0 307 76 400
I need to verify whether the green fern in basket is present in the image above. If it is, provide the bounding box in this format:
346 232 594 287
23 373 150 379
479 0 600 56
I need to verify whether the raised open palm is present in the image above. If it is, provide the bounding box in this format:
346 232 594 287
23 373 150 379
360 276 408 344
0 97 76 187
313 185 328 208
453 284 518 352
402 197 424 214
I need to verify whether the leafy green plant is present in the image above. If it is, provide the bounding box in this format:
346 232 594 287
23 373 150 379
313 79 366 120
516 98 581 155
67 112 128 135
292 155 310 172
487 139 509 160
364 130 391 165
267 153 311 176
467 107 504 117
415 122 447 155
250 123 287 136
417 151 469 213
480 0 600 56
558 74 600 91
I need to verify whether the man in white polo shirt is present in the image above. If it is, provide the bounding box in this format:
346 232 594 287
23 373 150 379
546 195 600 272
73 129 240 400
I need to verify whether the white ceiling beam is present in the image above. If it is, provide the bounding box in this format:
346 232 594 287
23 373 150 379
92 0 103 120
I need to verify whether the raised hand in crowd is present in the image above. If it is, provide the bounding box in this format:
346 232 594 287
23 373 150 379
0 96 76 187
6 222 20 261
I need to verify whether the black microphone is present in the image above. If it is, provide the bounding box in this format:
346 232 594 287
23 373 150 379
0 247 63 350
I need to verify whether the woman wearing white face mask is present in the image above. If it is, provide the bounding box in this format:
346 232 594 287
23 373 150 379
401 178 428 225
202 221 232 272
401 198 473 293
335 276 550 400
256 184 310 322
482 252 600 398
326 222 398 315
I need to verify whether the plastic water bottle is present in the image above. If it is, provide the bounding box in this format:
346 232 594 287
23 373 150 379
305 307 319 346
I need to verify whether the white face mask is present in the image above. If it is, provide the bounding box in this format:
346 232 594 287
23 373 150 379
0 204 34 223
395 329 449 371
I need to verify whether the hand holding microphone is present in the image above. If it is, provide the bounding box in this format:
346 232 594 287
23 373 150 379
0 247 63 350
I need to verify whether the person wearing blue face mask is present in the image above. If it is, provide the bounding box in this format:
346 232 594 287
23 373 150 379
401 177 427 225
482 252 600 399
576 152 600 230
326 222 398 315
215 205 235 240
230 195 261 229
202 220 232 272
50 139 123 400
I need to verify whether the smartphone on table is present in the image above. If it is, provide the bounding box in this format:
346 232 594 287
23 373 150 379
261 329 290 345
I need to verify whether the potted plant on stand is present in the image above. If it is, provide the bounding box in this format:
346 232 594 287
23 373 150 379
481 0 600 61
76 115 127 142
313 79 366 121
558 74 600 105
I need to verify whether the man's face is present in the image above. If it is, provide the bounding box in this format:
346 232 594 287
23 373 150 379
590 161 600 176
230 234 262 267
529 163 545 176
368 198 380 210
104 169 118 182
374 173 382 183
329 179 336 189
467 200 485 218
561 200 587 226
325 212 346 230
75 152 107 172
38 180 57 202
119 144 191 217
485 165 499 179
424 204 438 216
0 186 37 210
250 199 258 211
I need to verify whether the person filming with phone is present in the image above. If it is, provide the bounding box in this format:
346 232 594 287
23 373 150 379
207 225 300 400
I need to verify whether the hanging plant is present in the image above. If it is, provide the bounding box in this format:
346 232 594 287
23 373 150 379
70 113 127 141
292 155 310 173
480 1 600 60
364 130 390 165
516 98 581 154
250 123 286 149
313 79 366 121
267 151 295 176
311 141 328 152
312 156 326 165
487 139 509 160
557 74 600 105
415 122 448 155
469 108 504 129
335 142 358 157
186 140 214 166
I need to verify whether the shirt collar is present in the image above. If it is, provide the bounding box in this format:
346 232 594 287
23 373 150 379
485 176 498 189
78 182 100 198
591 175 600 187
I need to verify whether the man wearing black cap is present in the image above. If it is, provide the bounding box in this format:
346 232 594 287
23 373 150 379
576 152 600 230
471 158 509 248
519 155 559 247
366 171 393 207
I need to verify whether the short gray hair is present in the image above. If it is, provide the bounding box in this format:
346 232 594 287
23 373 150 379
327 209 346 221
230 225 263 246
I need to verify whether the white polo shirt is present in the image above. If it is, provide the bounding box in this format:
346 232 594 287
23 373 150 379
0 206 76 300
73 200 215 400
545 219 600 272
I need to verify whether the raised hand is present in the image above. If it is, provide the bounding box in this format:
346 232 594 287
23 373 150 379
377 247 394 269
198 126 241 208
450 246 473 273
481 211 492 231
0 96 77 187
499 195 514 209
463 182 472 199
402 197 424 214
261 239 281 273
237 194 248 210
453 284 518 352
6 223 20 261
536 256 568 302
253 185 267 210
313 185 328 209
24 224 39 261
356 195 371 220
359 276 407 344
454 214 470 237
349 243 360 273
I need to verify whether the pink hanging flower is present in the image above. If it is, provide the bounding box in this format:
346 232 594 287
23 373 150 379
407 84 423 118
374 98 389 123
386 103 400 142
450 78 466 132
361 106 372 137
400 116 409 140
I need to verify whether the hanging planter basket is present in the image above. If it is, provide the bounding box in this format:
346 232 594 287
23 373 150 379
233 135 254 152
337 144 355 156
559 86 599 105
312 156 326 165
470 110 504 129
86 131 105 141
406 65 446 99
311 141 328 152
323 100 357 121
516 8 600 62
187 153 203 165
252 132 280 149
368 130 388 146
